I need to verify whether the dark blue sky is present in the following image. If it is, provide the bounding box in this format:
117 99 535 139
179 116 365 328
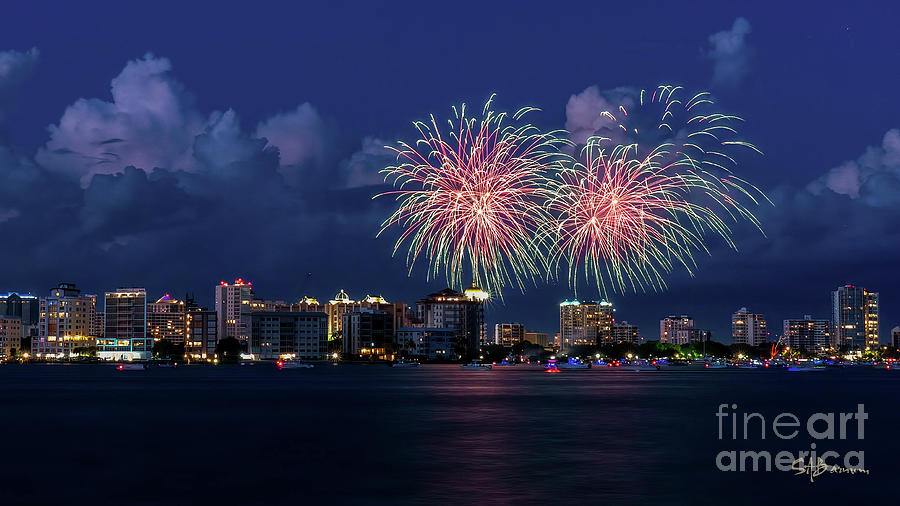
1 1 899 342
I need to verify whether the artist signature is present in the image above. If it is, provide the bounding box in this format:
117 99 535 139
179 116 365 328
792 457 869 482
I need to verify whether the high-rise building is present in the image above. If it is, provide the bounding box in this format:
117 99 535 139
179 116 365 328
559 300 614 350
34 283 98 359
0 316 22 358
416 287 487 359
250 298 288 312
783 316 831 351
892 326 900 350
251 311 327 360
186 304 217 360
148 294 187 345
732 308 768 346
832 285 879 349
342 308 396 359
494 323 525 347
215 278 253 351
611 321 640 344
0 293 39 339
322 291 406 344
397 327 457 360
524 331 549 348
98 288 149 360
660 315 694 343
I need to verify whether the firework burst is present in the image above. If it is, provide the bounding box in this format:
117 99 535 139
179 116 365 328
377 95 570 298
544 85 768 295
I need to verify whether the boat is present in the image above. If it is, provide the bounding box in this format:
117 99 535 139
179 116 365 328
787 363 826 372
619 360 662 371
276 360 314 370
544 359 561 373
116 363 147 371
460 361 492 370
390 359 420 368
557 358 589 369
704 361 728 369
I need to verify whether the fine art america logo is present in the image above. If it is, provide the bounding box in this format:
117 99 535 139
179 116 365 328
715 403 870 481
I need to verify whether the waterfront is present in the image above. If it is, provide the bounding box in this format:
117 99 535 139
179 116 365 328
0 364 896 505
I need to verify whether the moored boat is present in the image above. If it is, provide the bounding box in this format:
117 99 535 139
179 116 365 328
460 361 492 370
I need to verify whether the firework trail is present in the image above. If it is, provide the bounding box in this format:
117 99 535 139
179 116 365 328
543 85 768 295
377 95 570 298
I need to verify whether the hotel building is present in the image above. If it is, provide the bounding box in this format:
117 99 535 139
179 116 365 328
147 294 187 345
416 287 487 360
559 300 614 351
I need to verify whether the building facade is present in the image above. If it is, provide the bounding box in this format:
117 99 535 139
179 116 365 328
98 288 149 360
0 293 39 339
611 321 640 344
34 283 98 359
397 327 457 360
832 285 879 349
732 308 768 346
342 308 396 359
783 316 831 351
186 308 218 360
0 316 22 358
250 311 327 360
523 331 549 348
416 287 487 360
494 323 525 347
659 315 694 343
559 300 614 350
893 326 900 350
148 294 187 345
321 290 406 344
215 278 253 351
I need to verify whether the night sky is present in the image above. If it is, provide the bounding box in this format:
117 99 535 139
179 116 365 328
1 1 899 343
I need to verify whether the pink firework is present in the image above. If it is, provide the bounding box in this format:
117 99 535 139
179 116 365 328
377 95 569 298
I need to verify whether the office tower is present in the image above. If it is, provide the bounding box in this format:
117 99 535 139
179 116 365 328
99 288 149 360
523 331 549 347
0 316 22 358
559 299 614 350
34 283 98 359
783 316 831 351
611 321 640 344
215 278 253 351
322 291 406 344
494 323 525 347
832 285 879 349
251 311 327 360
416 287 487 359
732 308 768 346
147 294 187 345
0 293 39 339
342 308 395 359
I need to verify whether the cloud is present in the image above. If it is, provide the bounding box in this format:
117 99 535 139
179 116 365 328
36 53 333 188
707 17 752 89
36 54 204 185
0 47 39 122
339 136 392 188
808 128 900 205
255 103 330 185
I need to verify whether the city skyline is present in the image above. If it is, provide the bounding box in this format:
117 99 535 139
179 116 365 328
1 278 893 347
